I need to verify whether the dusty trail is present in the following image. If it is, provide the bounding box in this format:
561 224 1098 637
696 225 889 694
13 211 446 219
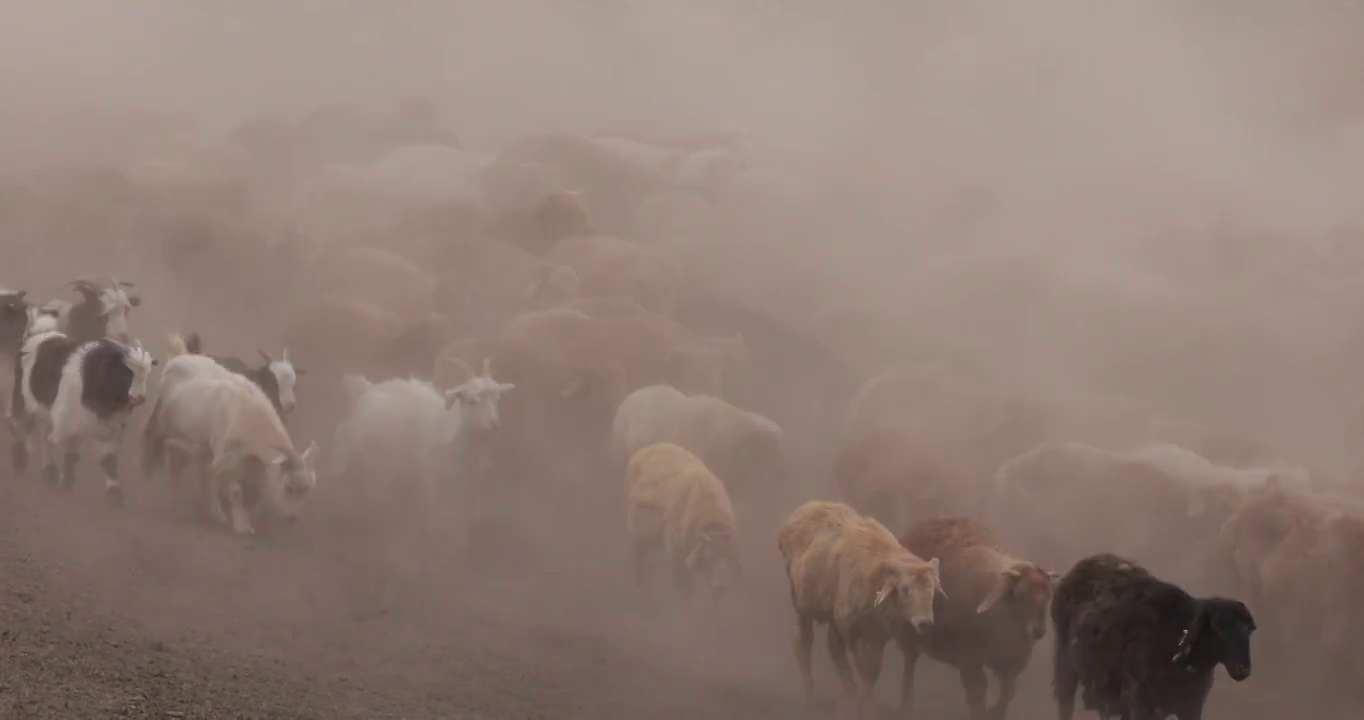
0 438 1337 720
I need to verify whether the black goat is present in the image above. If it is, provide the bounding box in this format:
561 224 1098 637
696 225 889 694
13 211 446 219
182 332 302 418
65 278 140 344
1052 553 1255 720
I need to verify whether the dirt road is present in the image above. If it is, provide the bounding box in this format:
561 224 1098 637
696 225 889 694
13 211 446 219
0 447 1340 720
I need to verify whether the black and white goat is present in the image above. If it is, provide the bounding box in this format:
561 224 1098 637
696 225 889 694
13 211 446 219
11 327 157 504
181 332 302 418
57 277 142 344
0 288 29 353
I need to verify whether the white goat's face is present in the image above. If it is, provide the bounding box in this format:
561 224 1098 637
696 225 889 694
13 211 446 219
121 341 157 407
269 359 299 414
100 286 137 341
444 375 516 432
270 441 320 521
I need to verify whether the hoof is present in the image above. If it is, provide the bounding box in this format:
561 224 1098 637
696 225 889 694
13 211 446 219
105 485 125 506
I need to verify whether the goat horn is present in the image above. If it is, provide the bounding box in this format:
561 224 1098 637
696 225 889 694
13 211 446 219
258 349 274 363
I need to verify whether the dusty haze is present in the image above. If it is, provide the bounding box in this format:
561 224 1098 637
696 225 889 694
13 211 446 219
2 0 1364 718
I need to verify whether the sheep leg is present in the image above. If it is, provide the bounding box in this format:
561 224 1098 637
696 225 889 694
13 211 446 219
96 438 123 505
9 416 27 474
56 437 79 491
960 664 989 720
849 636 885 720
206 462 230 526
225 476 255 536
793 614 816 704
827 627 857 697
986 670 1018 720
1053 650 1078 720
1172 703 1204 720
669 557 694 600
896 634 921 713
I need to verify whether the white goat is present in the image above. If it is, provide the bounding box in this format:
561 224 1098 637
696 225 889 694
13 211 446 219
330 357 514 511
145 368 319 535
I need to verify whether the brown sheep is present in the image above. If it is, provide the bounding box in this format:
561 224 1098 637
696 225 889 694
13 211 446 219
431 238 580 334
625 443 740 604
542 234 681 317
834 428 975 537
496 307 746 402
307 243 436 319
845 365 1055 487
1218 488 1364 683
778 500 944 716
497 132 669 238
897 516 1058 720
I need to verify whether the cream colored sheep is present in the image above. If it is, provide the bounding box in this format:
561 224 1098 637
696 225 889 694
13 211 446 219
778 500 944 714
625 443 740 604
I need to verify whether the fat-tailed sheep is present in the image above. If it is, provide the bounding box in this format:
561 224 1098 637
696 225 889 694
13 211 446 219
897 516 1059 720
777 499 944 716
611 384 782 501
624 442 740 604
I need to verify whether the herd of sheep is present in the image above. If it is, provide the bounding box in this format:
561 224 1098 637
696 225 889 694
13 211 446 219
2 100 1363 720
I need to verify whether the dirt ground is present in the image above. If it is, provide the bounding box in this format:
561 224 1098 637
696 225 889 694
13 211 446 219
0 412 1344 720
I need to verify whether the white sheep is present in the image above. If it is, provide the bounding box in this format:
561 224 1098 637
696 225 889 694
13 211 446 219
611 384 784 500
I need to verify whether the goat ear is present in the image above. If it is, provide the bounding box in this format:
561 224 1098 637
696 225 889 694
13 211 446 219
977 569 1018 614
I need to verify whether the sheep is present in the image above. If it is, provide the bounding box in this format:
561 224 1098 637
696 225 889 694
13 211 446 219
328 358 514 516
610 384 783 502
280 295 450 380
499 305 749 401
844 365 1054 487
307 244 436 319
624 442 740 604
430 238 580 333
497 132 669 238
541 234 682 317
777 499 944 716
12 330 156 504
834 428 976 536
62 277 142 344
1218 488 1364 684
145 369 320 535
489 188 596 257
1051 553 1255 720
989 440 1304 582
181 332 302 418
897 516 1059 720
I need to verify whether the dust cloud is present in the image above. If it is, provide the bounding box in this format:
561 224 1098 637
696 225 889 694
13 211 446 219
2 0 1363 718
